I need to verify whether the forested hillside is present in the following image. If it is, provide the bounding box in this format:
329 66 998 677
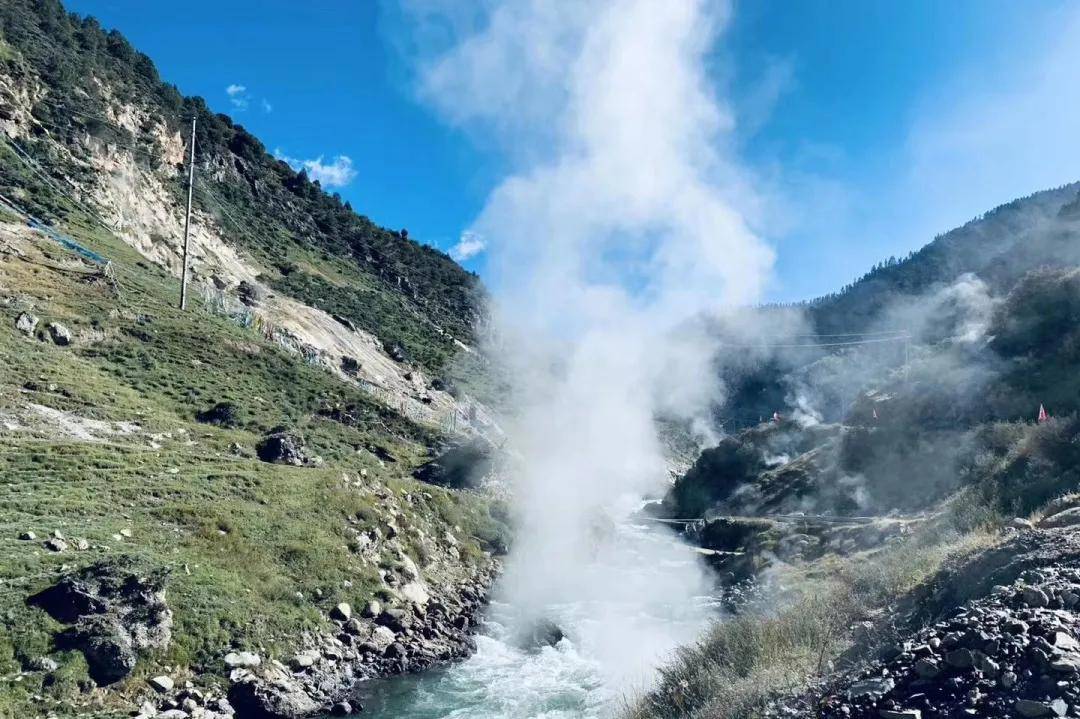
805 183 1080 335
714 182 1080 430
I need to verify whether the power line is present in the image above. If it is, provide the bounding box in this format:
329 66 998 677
25 114 165 162
195 183 248 237
789 329 910 338
718 335 910 349
0 133 117 233
179 117 196 311
31 95 185 129
28 96 192 161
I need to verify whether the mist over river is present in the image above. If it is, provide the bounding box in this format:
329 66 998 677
355 501 720 719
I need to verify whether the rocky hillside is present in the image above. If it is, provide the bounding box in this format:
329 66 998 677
629 181 1080 719
0 2 510 718
717 182 1080 430
0 0 496 428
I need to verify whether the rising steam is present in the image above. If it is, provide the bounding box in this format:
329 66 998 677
409 0 773 695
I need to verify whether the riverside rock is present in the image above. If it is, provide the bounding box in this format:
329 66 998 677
1014 698 1068 717
794 532 1080 719
330 700 353 716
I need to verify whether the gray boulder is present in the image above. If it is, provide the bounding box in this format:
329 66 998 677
224 650 261 668
15 312 38 335
149 674 174 693
255 429 310 466
27 559 172 685
236 280 265 307
46 321 72 345
1040 507 1080 529
413 438 494 490
1014 698 1068 718
228 678 319 719
847 677 895 701
28 656 58 672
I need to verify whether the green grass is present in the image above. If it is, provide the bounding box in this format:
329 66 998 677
0 173 506 715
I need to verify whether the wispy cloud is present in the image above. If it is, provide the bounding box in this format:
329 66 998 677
750 4 1080 301
225 83 249 111
225 83 273 114
898 5 1080 242
274 149 358 188
449 230 486 260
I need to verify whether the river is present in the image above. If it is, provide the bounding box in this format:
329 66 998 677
355 507 720 719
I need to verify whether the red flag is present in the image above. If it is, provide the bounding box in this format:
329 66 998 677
1038 404 1050 423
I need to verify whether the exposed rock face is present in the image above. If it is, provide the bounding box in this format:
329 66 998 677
27 560 172 685
685 514 916 585
255 430 310 466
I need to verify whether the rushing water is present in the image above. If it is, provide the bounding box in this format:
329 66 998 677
357 509 720 719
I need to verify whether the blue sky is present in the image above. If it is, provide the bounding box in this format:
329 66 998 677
64 0 1080 302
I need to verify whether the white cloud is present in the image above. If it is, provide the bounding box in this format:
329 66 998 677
225 83 250 111
274 149 357 188
225 84 273 114
449 230 486 260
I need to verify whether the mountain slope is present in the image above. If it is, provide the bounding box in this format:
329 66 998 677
806 183 1080 335
632 182 1080 719
0 0 486 406
0 3 509 718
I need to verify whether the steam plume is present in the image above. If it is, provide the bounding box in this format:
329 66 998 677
409 0 773 693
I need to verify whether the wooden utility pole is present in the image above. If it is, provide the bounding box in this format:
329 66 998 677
179 117 196 310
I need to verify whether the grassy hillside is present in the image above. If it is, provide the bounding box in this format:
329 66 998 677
0 0 483 374
0 212 508 716
0 15 505 712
